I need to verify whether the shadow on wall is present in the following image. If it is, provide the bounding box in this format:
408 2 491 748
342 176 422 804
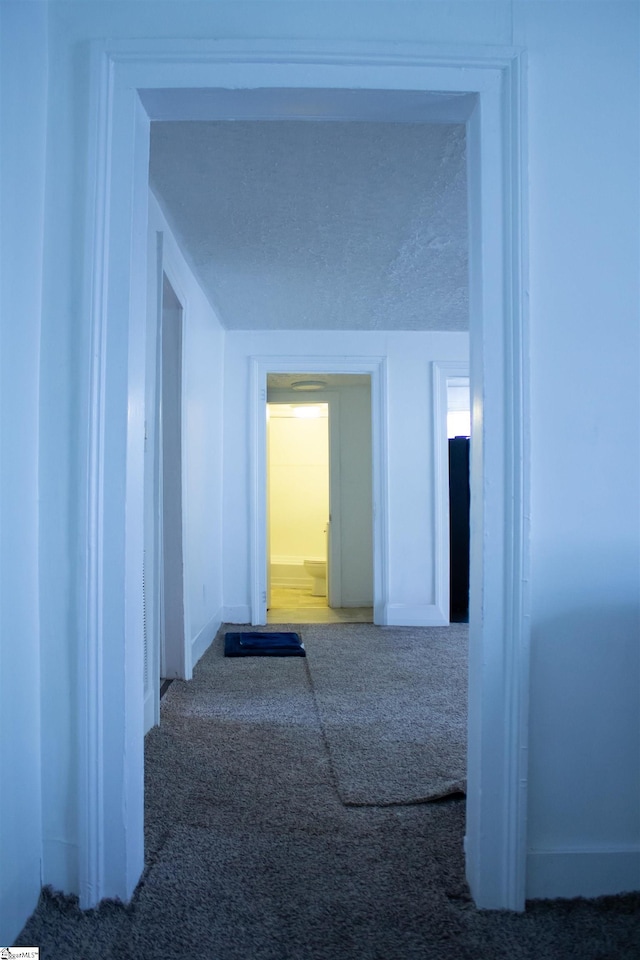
528 602 640 847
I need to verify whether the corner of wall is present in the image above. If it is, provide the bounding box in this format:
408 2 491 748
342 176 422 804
223 606 251 625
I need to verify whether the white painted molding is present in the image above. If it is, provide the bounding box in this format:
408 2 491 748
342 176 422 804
271 575 310 589
371 357 390 626
78 39 112 912
81 39 529 914
526 848 640 901
143 224 164 735
81 57 149 905
384 604 449 627
191 612 221 669
493 48 530 912
249 358 268 625
271 556 313 566
327 394 342 610
338 601 375 610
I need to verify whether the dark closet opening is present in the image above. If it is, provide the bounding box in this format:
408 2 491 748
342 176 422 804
449 436 470 623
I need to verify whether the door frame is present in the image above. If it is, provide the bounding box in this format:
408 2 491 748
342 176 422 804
80 40 529 911
143 234 193 734
251 357 387 625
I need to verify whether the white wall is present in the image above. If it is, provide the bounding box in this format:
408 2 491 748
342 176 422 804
148 192 225 668
223 330 468 623
0 2 47 943
2 0 639 941
513 4 640 898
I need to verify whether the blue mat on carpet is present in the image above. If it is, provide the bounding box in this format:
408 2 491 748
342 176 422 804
224 631 305 657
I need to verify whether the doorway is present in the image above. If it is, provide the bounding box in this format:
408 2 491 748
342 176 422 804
84 47 529 913
252 363 380 625
267 400 331 617
143 250 191 736
265 375 375 624
447 376 471 623
159 274 186 681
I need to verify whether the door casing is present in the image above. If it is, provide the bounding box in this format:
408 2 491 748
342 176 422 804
80 41 530 912
252 358 386 626
260 368 386 625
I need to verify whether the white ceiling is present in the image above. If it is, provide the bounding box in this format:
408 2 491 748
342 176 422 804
149 119 468 332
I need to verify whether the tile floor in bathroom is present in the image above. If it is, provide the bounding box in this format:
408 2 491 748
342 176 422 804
267 585 373 624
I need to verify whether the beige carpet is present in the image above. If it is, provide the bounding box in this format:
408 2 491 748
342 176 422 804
303 622 467 805
17 624 640 960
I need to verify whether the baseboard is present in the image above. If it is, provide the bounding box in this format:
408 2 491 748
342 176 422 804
223 605 251 624
191 611 222 668
270 561 315 589
338 599 374 608
271 574 310 588
271 555 320 565
384 603 449 627
42 837 79 897
272 579 306 589
526 846 640 900
143 685 156 733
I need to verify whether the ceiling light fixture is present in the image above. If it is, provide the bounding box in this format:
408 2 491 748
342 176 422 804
291 379 327 392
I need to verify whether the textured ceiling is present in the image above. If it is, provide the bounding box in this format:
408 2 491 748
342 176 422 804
149 121 468 332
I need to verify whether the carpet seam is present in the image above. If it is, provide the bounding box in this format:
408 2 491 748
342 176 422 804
303 645 466 809
303 629 468 808
302 654 351 808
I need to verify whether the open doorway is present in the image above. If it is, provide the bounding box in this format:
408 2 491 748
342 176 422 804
447 376 471 623
143 268 188 734
267 401 331 615
265 373 374 624
84 49 529 913
158 274 186 681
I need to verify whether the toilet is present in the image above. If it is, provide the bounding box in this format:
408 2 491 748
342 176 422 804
303 559 327 597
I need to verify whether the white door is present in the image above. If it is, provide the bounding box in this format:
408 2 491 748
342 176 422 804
159 274 186 680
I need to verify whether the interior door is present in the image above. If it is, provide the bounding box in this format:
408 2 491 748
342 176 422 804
143 234 163 734
160 273 186 679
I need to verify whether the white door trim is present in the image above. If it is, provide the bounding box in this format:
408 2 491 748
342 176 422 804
327 393 342 609
80 40 529 912
143 230 163 735
250 356 388 626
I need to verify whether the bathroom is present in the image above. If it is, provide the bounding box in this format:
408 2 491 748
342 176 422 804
266 374 374 623
267 400 330 608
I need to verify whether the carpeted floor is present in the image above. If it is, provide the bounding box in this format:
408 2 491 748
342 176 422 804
17 623 640 959
304 623 466 804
